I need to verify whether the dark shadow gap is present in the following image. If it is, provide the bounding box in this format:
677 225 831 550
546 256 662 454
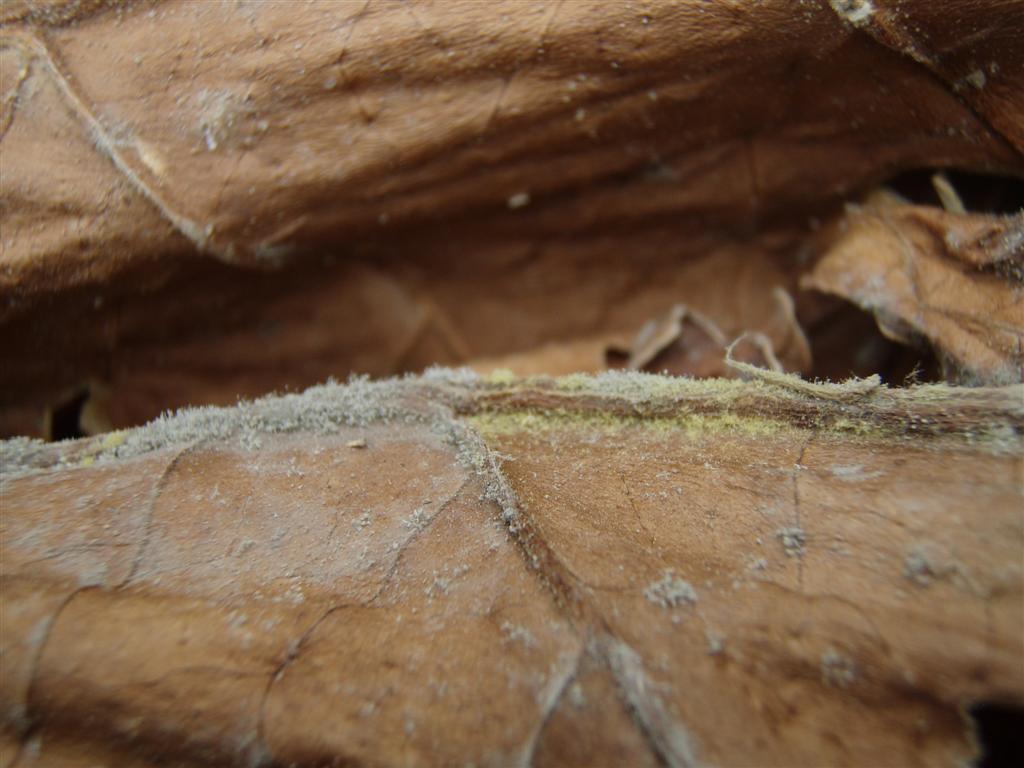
970 701 1024 768
886 169 1024 214
801 300 941 385
49 388 89 442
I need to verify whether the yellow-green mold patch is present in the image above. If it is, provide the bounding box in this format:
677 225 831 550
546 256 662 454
101 430 127 450
482 368 518 386
466 407 792 440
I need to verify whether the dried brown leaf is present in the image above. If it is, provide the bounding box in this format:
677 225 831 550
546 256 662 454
804 196 1024 385
2 0 1023 425
1 374 1021 766
606 288 811 379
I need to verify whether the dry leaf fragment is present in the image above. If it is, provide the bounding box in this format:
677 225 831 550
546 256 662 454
804 194 1024 385
608 303 729 376
606 289 811 378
